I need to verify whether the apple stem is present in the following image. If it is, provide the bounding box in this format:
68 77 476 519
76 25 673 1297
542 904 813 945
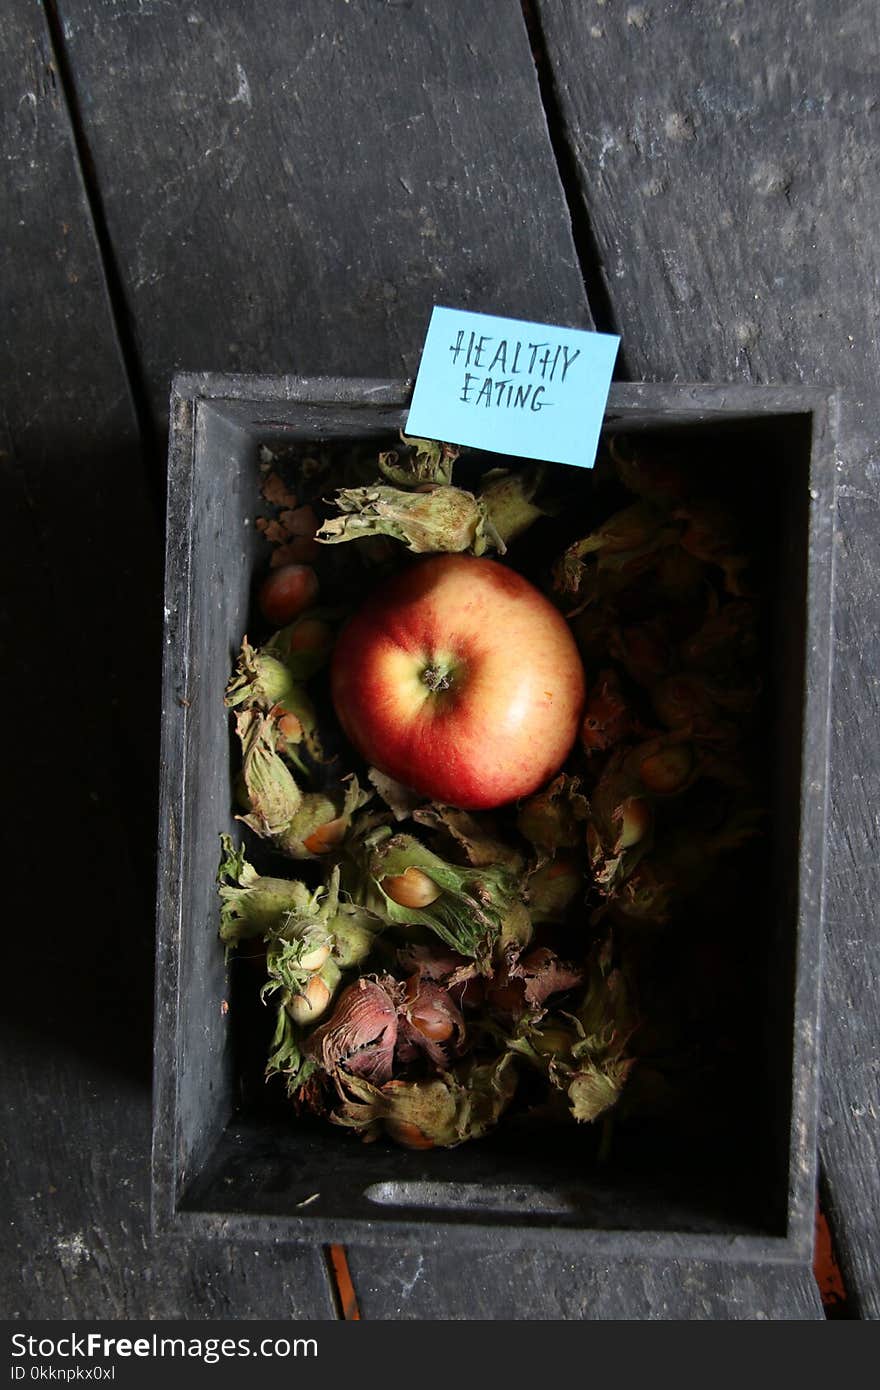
421 666 452 692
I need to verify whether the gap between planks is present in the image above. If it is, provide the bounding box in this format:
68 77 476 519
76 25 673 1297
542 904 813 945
518 0 628 369
41 0 163 484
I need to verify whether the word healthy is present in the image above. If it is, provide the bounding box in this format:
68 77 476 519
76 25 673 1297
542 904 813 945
448 329 581 412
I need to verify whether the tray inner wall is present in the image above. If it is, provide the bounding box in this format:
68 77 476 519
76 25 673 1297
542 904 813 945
174 400 814 1241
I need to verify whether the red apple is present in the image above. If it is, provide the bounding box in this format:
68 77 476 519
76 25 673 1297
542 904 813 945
330 554 585 810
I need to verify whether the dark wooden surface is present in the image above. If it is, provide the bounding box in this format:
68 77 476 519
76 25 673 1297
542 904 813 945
1 0 874 1319
533 0 880 1317
0 0 333 1322
53 0 591 423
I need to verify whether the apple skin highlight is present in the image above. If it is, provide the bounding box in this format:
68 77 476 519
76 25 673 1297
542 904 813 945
330 554 586 810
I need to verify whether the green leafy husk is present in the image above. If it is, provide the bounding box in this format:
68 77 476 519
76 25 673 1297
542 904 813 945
232 702 368 859
508 940 637 1123
477 465 551 545
497 901 534 955
352 827 522 965
265 956 342 1015
218 839 383 1008
316 482 502 555
273 775 370 860
225 636 320 760
217 832 313 947
235 708 303 837
273 862 383 971
316 467 549 558
265 1003 317 1097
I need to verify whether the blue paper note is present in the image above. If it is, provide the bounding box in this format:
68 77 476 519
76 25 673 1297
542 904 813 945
405 306 619 470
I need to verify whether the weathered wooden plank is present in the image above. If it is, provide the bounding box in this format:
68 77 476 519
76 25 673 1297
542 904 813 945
54 0 592 426
534 0 880 1316
0 0 333 1319
346 1247 824 1320
1 1055 336 1319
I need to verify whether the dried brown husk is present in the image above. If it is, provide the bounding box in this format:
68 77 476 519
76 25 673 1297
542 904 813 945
679 599 759 678
260 471 299 510
516 774 588 857
607 809 763 926
413 804 526 873
305 977 400 1085
586 736 702 896
397 974 467 1069
367 767 425 821
509 946 585 1009
377 435 459 488
396 943 477 988
553 502 680 602
674 501 751 596
525 855 583 923
651 672 760 744
608 437 689 506
332 1053 518 1148
608 618 678 688
580 668 645 757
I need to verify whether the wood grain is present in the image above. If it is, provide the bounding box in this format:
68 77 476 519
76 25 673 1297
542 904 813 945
346 1247 824 1320
0 0 332 1319
54 0 592 425
534 0 880 1317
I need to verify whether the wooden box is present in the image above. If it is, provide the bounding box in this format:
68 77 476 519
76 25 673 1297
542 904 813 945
153 375 836 1261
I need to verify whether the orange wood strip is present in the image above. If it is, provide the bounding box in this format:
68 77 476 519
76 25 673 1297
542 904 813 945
326 1244 362 1320
814 1203 849 1315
